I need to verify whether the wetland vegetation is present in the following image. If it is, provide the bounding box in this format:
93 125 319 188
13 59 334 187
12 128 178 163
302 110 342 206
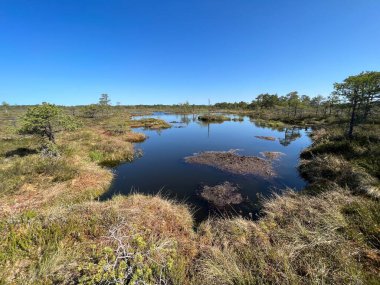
0 71 379 284
200 182 243 207
197 114 231 122
185 150 276 177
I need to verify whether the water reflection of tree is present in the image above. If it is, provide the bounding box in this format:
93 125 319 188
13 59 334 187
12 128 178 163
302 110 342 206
180 114 191 125
196 120 212 138
278 127 301 146
197 120 224 127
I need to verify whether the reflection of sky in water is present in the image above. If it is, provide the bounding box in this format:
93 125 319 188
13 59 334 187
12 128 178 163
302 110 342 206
102 113 312 222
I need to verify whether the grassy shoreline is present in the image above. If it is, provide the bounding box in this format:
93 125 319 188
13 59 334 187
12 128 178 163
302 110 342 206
0 107 379 284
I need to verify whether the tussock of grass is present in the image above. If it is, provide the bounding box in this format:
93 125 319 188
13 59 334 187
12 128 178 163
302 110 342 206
300 126 380 198
124 132 146 142
0 194 195 284
302 125 380 179
198 114 231 122
193 190 379 284
0 158 112 216
300 155 379 198
89 136 134 166
127 118 171 129
300 140 359 159
62 127 137 167
102 122 146 142
0 155 77 197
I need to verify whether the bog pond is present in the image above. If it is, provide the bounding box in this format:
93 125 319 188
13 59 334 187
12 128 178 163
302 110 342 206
101 113 312 221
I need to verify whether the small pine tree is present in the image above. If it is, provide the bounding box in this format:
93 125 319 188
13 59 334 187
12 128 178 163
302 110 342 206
99 94 110 106
19 103 78 143
99 94 111 117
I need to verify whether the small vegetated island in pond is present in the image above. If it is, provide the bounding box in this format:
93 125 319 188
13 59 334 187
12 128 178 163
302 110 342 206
200 181 243 207
197 114 231 122
127 118 171 129
185 149 276 177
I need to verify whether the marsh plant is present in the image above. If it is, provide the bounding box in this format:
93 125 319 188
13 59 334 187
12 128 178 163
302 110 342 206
78 219 177 285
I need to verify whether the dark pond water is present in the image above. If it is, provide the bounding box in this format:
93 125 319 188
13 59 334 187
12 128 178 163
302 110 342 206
101 113 312 222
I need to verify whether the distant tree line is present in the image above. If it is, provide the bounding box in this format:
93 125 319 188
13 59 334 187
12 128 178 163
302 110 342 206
7 71 380 142
214 71 380 138
214 92 341 117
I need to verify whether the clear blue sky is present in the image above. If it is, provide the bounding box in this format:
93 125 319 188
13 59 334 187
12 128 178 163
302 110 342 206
1 0 379 105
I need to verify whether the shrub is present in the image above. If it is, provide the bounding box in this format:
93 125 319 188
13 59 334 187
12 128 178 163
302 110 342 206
19 103 79 143
78 221 178 284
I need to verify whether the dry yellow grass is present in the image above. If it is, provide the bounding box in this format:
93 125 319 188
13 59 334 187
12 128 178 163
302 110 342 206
0 158 113 217
0 123 141 217
194 189 379 285
124 132 147 142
